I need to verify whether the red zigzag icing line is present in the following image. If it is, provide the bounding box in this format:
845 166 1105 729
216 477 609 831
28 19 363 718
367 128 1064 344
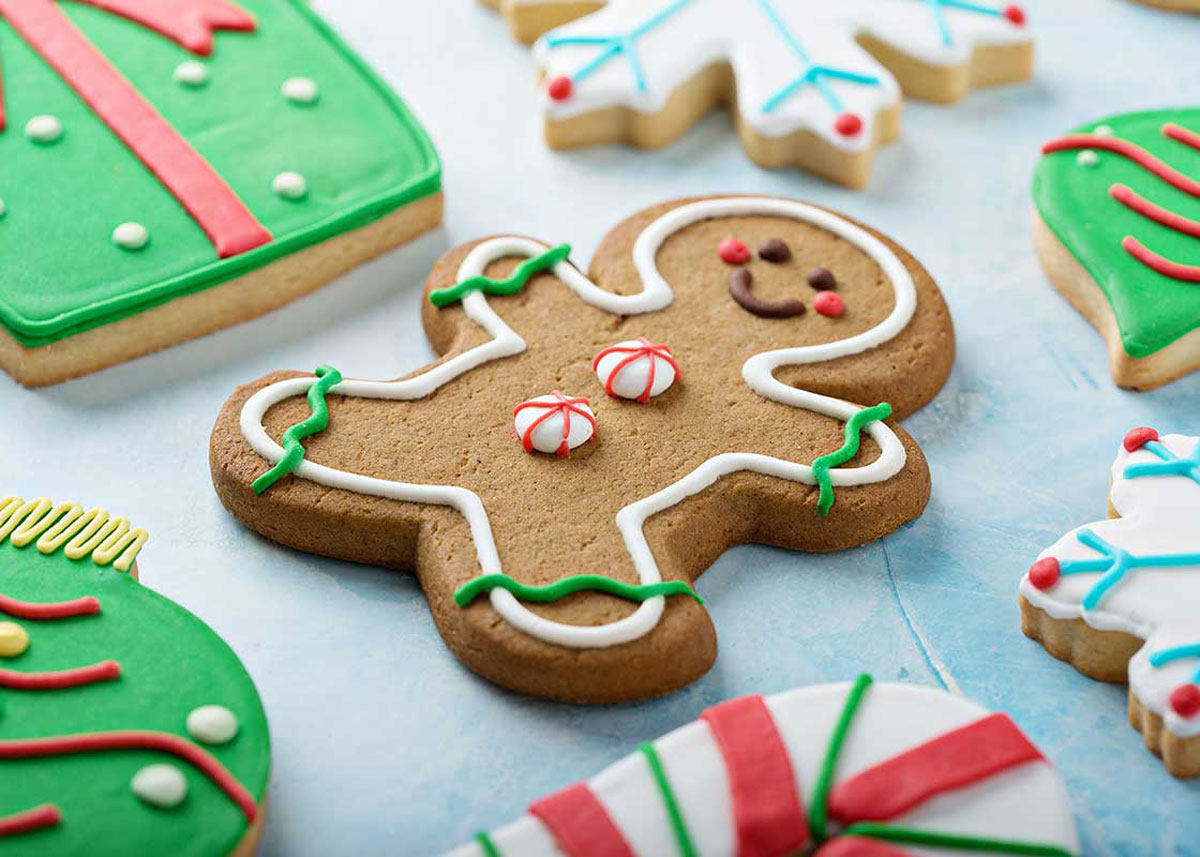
1042 133 1200 197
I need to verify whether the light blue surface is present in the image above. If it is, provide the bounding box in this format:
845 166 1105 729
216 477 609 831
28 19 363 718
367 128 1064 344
1 0 1198 853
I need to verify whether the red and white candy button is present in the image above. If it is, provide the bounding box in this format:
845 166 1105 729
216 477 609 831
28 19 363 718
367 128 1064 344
513 391 596 456
593 338 680 403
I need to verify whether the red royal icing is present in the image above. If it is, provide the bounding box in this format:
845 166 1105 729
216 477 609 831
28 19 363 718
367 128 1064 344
815 837 911 857
1170 684 1200 719
0 731 258 822
1121 237 1200 283
0 660 120 690
834 112 863 138
0 592 101 620
1028 557 1061 591
1004 5 1026 25
1111 185 1200 239
548 76 573 101
1123 426 1159 453
0 804 62 839
827 713 1043 825
513 391 596 456
719 238 751 265
1165 122 1200 153
0 0 272 258
592 338 681 403
529 782 635 857
813 292 845 318
1042 133 1200 198
700 695 810 857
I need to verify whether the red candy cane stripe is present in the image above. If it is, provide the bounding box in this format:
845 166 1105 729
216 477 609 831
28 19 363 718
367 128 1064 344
513 391 595 456
0 731 258 822
1042 133 1200 197
0 592 101 620
592 338 681 403
529 782 635 857
0 804 62 838
815 837 910 857
700 695 810 857
0 660 120 690
0 0 272 258
827 713 1043 825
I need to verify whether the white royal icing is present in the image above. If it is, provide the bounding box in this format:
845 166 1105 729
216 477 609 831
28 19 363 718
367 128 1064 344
272 171 309 200
281 76 320 104
173 60 209 87
131 763 188 809
25 114 63 144
595 339 678 400
1020 434 1200 739
532 0 1029 153
446 682 1080 857
513 393 597 454
186 704 240 745
112 222 149 251
240 197 915 649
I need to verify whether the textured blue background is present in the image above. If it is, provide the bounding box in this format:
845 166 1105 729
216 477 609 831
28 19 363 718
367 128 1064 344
2 0 1199 853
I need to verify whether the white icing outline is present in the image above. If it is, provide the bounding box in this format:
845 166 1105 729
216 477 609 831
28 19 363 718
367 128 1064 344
240 197 915 648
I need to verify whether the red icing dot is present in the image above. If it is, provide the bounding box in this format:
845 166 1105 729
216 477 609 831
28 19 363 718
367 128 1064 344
1123 426 1159 452
1004 5 1026 25
1028 557 1061 591
834 112 863 137
813 292 845 317
547 76 573 101
718 238 750 265
1170 684 1200 719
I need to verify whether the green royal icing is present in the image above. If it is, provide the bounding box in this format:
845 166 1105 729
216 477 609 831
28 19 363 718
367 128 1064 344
1033 109 1200 358
812 403 892 516
429 244 571 308
452 573 701 609
0 535 270 855
253 364 343 494
0 0 440 348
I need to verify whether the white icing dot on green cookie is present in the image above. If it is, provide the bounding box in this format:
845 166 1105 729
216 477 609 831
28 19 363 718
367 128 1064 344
0 198 6 220
281 76 319 104
272 171 308 200
25 114 63 144
174 60 209 87
112 222 150 251
187 704 239 745
1093 124 1115 137
1076 150 1100 168
131 764 188 809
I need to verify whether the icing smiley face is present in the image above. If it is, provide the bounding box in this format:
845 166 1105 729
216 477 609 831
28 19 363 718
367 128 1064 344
1020 429 1200 778
214 195 954 702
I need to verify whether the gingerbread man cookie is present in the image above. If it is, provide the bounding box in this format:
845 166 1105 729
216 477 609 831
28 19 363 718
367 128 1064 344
211 195 955 702
0 495 270 855
514 0 1032 188
1020 428 1200 778
449 675 1080 856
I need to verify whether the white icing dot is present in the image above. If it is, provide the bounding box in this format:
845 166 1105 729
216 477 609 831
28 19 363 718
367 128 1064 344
25 115 63 144
112 222 150 251
1092 124 1115 137
174 60 209 87
281 77 319 104
272 171 308 200
131 764 188 808
1076 150 1100 168
186 705 239 744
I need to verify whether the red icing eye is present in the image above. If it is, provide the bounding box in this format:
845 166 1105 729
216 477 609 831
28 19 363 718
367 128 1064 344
1004 5 1026 25
1028 557 1061 591
813 292 845 318
1170 684 1200 719
547 76 573 101
834 112 863 137
1123 427 1159 452
718 238 750 265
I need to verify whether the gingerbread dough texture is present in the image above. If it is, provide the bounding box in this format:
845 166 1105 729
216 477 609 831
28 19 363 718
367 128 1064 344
211 196 955 702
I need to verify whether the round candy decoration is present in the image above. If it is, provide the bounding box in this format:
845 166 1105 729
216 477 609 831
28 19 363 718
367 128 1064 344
271 171 308 200
513 392 596 456
281 76 319 104
112 222 150 251
186 705 240 745
0 621 29 657
25 114 63 144
718 238 750 265
173 61 209 87
131 764 188 809
813 291 846 318
593 338 680 402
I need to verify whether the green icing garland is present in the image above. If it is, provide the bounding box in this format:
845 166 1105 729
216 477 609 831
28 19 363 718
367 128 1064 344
429 244 571 308
453 573 701 608
252 365 342 494
812 403 893 516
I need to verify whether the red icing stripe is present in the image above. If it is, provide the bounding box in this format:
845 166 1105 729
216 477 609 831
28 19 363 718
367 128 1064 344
0 660 120 690
815 837 911 857
0 592 101 620
0 0 272 257
1122 236 1200 283
0 804 62 838
529 782 635 857
1042 134 1200 197
827 713 1043 825
72 0 256 56
1111 184 1200 239
700 695 810 857
1165 122 1200 153
0 732 258 822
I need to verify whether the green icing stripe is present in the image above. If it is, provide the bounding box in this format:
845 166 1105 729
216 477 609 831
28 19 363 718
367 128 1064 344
809 673 873 842
840 824 1075 856
252 365 342 494
429 244 571 308
812 403 893 516
639 742 698 857
475 831 502 856
452 573 701 608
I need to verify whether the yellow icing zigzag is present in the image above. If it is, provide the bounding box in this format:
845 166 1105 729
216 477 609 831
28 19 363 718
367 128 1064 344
0 496 148 572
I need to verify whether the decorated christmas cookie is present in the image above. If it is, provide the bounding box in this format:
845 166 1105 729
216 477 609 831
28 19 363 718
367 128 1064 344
211 195 954 703
0 0 441 387
0 494 270 854
1020 428 1200 778
447 675 1080 856
1032 109 1200 389
480 0 606 44
1129 0 1200 11
511 0 1032 188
